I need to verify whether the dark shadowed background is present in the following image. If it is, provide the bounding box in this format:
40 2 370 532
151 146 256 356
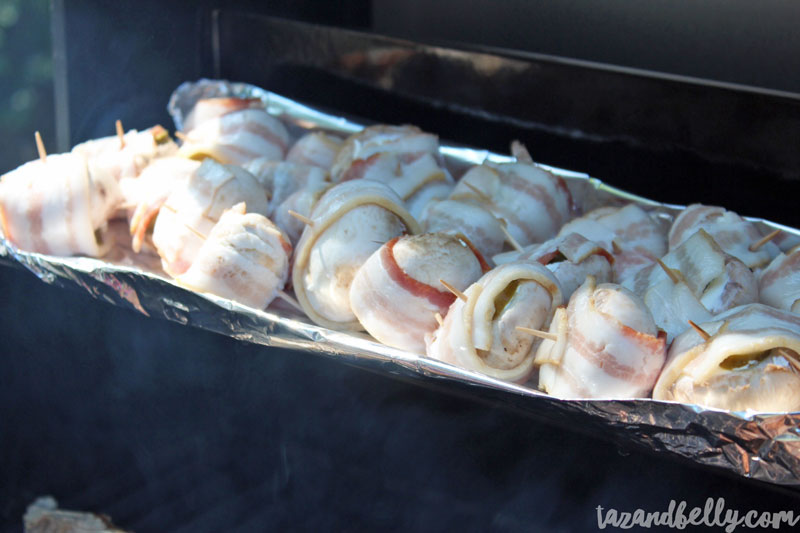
2 1 800 531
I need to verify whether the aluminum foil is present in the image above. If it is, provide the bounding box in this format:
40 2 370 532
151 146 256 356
3 78 800 488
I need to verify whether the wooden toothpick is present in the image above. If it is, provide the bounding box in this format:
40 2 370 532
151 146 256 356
116 119 126 149
516 326 558 342
287 210 314 227
434 312 444 327
439 279 467 302
749 229 781 252
174 131 188 141
510 140 533 163
656 259 681 284
688 320 711 341
497 218 524 252
35 131 46 163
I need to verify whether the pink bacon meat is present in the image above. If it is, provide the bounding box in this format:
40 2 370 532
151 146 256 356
291 180 422 331
450 150 574 247
349 233 488 353
535 276 667 399
426 261 563 383
0 153 107 257
653 304 800 412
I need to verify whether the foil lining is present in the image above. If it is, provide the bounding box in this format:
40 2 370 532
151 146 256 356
3 78 800 488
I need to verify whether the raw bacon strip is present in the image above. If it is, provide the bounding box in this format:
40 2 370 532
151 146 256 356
330 125 453 217
349 233 486 353
623 229 758 342
178 108 291 165
557 203 667 283
669 203 780 269
152 159 269 277
292 180 421 330
449 154 574 247
123 157 202 253
182 97 263 132
242 159 328 216
176 203 292 309
653 304 800 412
331 124 440 182
536 276 667 399
286 131 343 169
421 199 506 260
0 153 106 257
494 232 613 299
426 261 563 383
759 245 800 313
73 126 178 225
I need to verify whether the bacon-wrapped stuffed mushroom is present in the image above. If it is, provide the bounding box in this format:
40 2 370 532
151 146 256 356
178 98 290 165
330 125 453 217
494 232 614 299
669 204 780 269
535 276 667 399
349 233 488 353
653 304 800 412
175 203 292 309
151 159 269 276
426 261 563 383
557 203 667 283
449 144 574 247
623 229 758 342
0 153 109 256
292 180 421 330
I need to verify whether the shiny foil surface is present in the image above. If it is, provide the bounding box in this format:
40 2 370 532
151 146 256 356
3 79 800 488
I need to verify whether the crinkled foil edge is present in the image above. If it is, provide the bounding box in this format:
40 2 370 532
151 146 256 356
2 78 799 488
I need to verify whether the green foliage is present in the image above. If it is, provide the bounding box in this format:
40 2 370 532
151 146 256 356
0 0 53 168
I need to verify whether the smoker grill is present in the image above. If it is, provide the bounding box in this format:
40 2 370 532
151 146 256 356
3 2 800 531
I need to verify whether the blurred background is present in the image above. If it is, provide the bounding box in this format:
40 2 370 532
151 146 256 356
0 0 53 170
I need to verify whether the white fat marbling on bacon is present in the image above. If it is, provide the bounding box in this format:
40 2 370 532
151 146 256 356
292 180 421 330
176 203 291 309
349 233 485 353
183 97 263 132
72 126 178 226
124 157 202 253
623 229 757 342
669 204 780 269
759 245 800 313
272 181 331 245
242 159 328 216
653 304 800 412
152 160 269 277
557 204 666 283
0 153 105 256
536 276 666 399
426 261 562 383
421 199 505 260
331 124 440 182
178 109 290 165
286 131 343 169
494 232 613 299
449 160 573 247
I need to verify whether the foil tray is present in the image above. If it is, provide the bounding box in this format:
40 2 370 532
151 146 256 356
3 79 800 488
